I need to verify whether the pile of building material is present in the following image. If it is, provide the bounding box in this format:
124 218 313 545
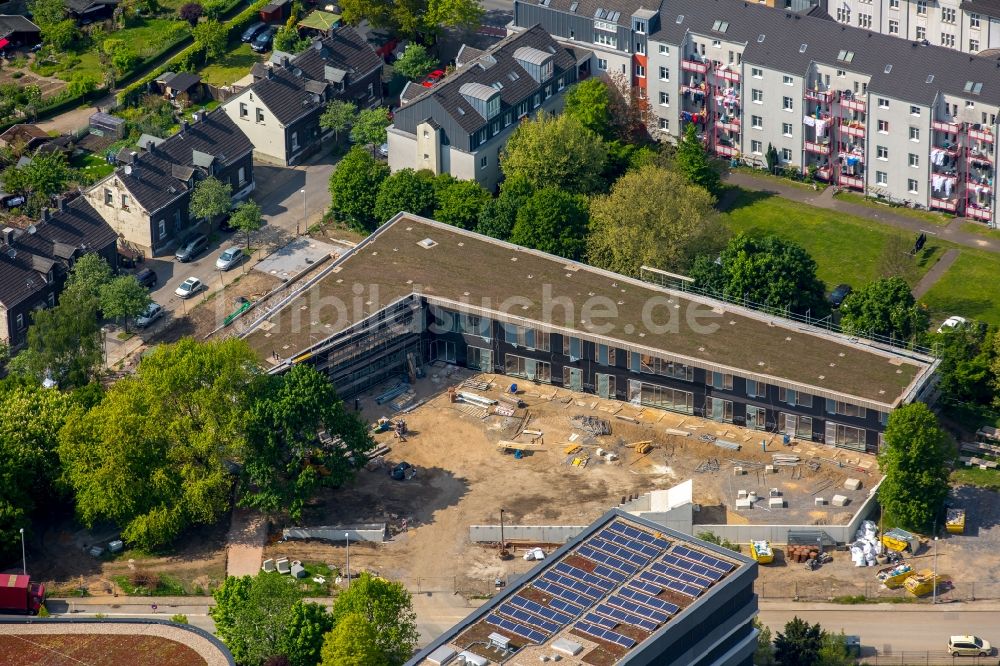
376 381 410 405
713 439 740 451
695 458 720 473
494 404 516 417
461 377 491 391
772 454 800 467
850 520 883 567
787 545 820 563
522 547 546 561
570 415 611 436
457 391 498 406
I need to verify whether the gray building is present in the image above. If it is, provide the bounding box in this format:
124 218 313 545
513 0 1000 224
404 509 758 666
387 25 586 191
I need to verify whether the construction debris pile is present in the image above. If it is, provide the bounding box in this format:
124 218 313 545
850 520 884 567
570 415 611 436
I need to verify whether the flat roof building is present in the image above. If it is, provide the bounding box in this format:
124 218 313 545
405 509 758 665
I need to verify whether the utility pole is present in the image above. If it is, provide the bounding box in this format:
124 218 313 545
345 532 350 588
19 528 25 575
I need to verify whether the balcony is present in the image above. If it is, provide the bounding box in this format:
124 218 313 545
840 97 866 112
968 205 993 221
932 119 961 134
805 88 834 103
969 127 994 143
713 66 740 83
716 118 740 132
930 197 958 212
804 140 830 155
682 58 709 74
839 174 864 190
968 148 994 164
715 144 739 157
815 166 832 181
842 123 865 138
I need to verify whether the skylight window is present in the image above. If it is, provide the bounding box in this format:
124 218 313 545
712 19 729 32
799 43 807 53
884 64 892 73
757 34 765 43
837 49 855 62
569 0 578 10
925 74 934 83
676 14 684 23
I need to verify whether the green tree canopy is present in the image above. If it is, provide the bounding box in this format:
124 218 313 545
65 253 114 301
753 618 776 666
350 107 392 155
280 601 335 666
588 165 723 277
839 276 928 342
392 43 437 81
690 233 829 318
816 631 855 666
320 100 357 144
501 112 607 194
192 19 228 59
240 364 372 520
330 573 418 664
774 617 824 666
99 275 151 331
510 187 588 260
563 78 613 139
210 573 301 665
475 173 533 241
432 175 490 229
189 176 232 227
674 122 721 195
230 200 264 251
374 168 436 223
329 146 389 231
877 402 951 533
320 612 387 666
17 287 102 388
340 0 481 39
1 151 73 214
29 0 66 30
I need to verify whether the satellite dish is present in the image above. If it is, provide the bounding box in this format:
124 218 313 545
124 165 133 175
7 248 16 259
27 225 36 235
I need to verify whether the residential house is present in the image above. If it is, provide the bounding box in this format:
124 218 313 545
0 196 117 348
85 108 254 257
64 0 118 22
221 26 383 166
0 124 49 152
387 25 586 191
0 14 40 49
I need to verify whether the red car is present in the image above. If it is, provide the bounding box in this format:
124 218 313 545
421 69 445 87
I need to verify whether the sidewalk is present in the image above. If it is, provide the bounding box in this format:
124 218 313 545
722 171 1000 254
759 599 1000 612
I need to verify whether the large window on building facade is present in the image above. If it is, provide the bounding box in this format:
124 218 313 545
467 346 493 371
505 354 551 382
628 380 694 414
745 405 767 429
503 324 550 351
825 422 866 450
706 397 734 422
778 412 813 439
632 353 694 380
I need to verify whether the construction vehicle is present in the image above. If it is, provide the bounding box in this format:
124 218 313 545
903 569 941 597
946 508 966 535
0 575 45 615
882 528 921 554
875 562 915 589
749 540 774 565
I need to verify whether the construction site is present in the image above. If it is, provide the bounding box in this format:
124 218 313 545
269 366 885 598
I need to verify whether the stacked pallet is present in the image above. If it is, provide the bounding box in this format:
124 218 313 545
787 545 820 563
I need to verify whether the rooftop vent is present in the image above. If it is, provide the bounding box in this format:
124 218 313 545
926 74 934 83
418 238 437 249
884 64 892 73
676 14 684 23
757 33 765 42
569 0 578 10
799 43 807 53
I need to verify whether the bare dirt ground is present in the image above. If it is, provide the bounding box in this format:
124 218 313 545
263 367 882 596
0 63 67 100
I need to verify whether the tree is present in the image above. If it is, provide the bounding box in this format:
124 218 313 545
765 143 780 174
674 122 721 195
877 402 951 533
774 617 823 666
67 72 100 97
816 631 855 666
29 0 67 31
193 20 227 59
351 107 391 156
100 275 151 331
1 151 73 213
501 113 607 194
563 78 613 139
392 43 436 81
330 573 417 664
274 25 310 53
178 1 203 24
42 19 79 52
691 233 829 318
329 146 389 231
432 175 490 229
840 277 928 342
934 321 993 405
510 187 588 260
65 253 114 301
374 168 436 223
210 573 301 665
19 287 102 388
280 601 335 666
588 165 724 277
103 38 138 77
230 200 264 251
240 364 373 520
189 176 232 229
475 174 533 241
59 338 261 549
320 612 387 666
320 100 357 144
753 618 777 666
425 0 484 34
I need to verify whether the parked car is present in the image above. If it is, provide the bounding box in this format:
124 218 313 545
135 267 158 289
421 69 445 87
175 234 209 262
241 21 267 43
947 636 992 657
175 277 204 298
135 302 164 328
251 25 278 53
216 247 244 271
828 283 852 308
937 315 968 333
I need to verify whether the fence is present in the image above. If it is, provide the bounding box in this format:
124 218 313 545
861 652 998 665
469 525 588 544
755 579 1000 601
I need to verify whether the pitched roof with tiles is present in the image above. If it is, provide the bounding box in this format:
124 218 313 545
961 0 1000 20
293 26 382 83
402 25 577 134
64 0 118 12
0 124 49 147
650 0 1000 107
0 14 40 37
541 0 663 26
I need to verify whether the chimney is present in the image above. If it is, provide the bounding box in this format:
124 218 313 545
282 56 291 69
41 209 51 222
181 120 190 132
146 140 156 152
266 67 274 80
2 227 14 245
56 196 65 212
129 151 138 163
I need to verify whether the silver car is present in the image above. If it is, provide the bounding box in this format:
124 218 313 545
135 302 164 328
216 247 244 271
175 277 204 298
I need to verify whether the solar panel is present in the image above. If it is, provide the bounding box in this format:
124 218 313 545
619 586 680 614
583 613 618 629
661 553 724 582
541 572 603 600
497 604 560 634
591 537 650 566
629 579 664 596
486 613 547 644
596 531 660 559
535 580 593 607
673 545 735 573
593 565 627 584
575 621 636 648
607 596 669 624
607 522 670 550
554 562 615 591
651 562 713 588
640 571 701 598
510 596 573 625
578 545 637 574
547 596 585 615
594 604 659 632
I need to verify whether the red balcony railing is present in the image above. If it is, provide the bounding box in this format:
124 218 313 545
839 174 864 189
930 197 958 212
968 205 993 221
841 97 866 112
842 123 865 138
804 140 830 155
815 167 832 181
969 127 994 143
716 118 740 132
682 59 709 74
715 144 739 157
805 89 834 103
932 119 961 133
713 66 740 83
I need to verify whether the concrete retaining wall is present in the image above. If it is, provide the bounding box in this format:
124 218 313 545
469 525 588 544
283 523 388 543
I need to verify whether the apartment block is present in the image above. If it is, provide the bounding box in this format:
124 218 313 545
513 0 1000 223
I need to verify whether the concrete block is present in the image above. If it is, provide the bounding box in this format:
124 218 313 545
735 498 753 509
734 466 745 475
765 464 775 473
844 478 862 491
769 497 785 508
737 489 748 499
815 497 826 506
831 494 849 507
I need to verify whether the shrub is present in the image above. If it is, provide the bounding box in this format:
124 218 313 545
129 570 162 591
170 613 189 623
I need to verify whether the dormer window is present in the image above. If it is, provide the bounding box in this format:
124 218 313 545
633 19 646 33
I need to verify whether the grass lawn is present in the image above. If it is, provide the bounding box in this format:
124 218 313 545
72 152 115 183
199 43 262 87
719 188 943 288
960 222 1000 239
834 190 953 227
919 250 1000 325
951 467 1000 492
728 166 823 192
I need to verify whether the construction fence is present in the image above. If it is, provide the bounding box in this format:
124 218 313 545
860 652 999 665
755 579 1000 601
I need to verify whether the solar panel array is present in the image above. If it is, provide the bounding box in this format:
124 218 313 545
651 562 714 588
575 621 636 649
594 603 659 632
662 553 725 582
485 612 547 644
640 570 702 598
509 595 574 625
673 545 736 573
607 596 670 624
619 586 680 614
